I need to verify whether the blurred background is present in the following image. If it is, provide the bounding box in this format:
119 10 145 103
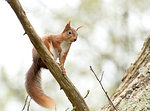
1 0 150 111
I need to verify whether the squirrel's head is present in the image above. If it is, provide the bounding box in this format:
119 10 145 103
62 21 82 43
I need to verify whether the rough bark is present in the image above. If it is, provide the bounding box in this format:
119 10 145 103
6 0 89 111
102 36 150 111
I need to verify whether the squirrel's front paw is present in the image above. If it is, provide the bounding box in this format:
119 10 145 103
57 62 61 66
57 63 66 75
61 66 66 76
62 69 66 75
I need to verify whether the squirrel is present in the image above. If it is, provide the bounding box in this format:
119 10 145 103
25 21 82 109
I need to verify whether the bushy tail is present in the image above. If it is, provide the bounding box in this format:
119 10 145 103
25 62 56 109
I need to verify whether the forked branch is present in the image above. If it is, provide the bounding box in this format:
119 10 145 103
90 66 118 111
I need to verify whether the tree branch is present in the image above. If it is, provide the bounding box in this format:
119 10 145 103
90 66 117 111
6 0 89 110
21 96 28 111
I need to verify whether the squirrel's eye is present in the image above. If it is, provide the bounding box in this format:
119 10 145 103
68 31 72 34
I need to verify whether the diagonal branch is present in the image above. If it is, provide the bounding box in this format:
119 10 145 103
6 0 89 110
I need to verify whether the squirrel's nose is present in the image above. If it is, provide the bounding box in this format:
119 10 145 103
73 38 77 42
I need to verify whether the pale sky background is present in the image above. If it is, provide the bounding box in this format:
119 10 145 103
1 0 150 111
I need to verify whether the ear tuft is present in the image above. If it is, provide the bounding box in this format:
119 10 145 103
63 21 71 32
76 26 83 31
67 21 71 25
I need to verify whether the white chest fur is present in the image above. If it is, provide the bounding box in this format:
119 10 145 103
50 41 71 61
50 43 59 61
60 41 71 59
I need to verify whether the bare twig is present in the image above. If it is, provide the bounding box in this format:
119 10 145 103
55 105 57 111
100 71 104 82
84 90 90 99
27 98 32 111
90 66 118 111
65 108 69 111
21 95 28 111
23 32 26 35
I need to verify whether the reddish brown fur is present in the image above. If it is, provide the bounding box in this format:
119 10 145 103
25 21 82 109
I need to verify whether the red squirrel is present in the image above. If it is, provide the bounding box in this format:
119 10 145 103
25 21 82 109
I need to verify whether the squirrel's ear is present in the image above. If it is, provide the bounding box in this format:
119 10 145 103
63 21 71 32
76 26 83 31
67 21 71 26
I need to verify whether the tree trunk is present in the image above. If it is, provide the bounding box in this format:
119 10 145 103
102 36 150 111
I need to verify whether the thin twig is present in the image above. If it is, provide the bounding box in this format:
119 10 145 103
100 71 104 82
90 66 118 111
65 108 69 111
27 98 32 111
55 105 57 111
23 32 26 35
21 95 28 111
84 90 90 99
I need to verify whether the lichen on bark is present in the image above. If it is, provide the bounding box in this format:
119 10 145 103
118 63 150 111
